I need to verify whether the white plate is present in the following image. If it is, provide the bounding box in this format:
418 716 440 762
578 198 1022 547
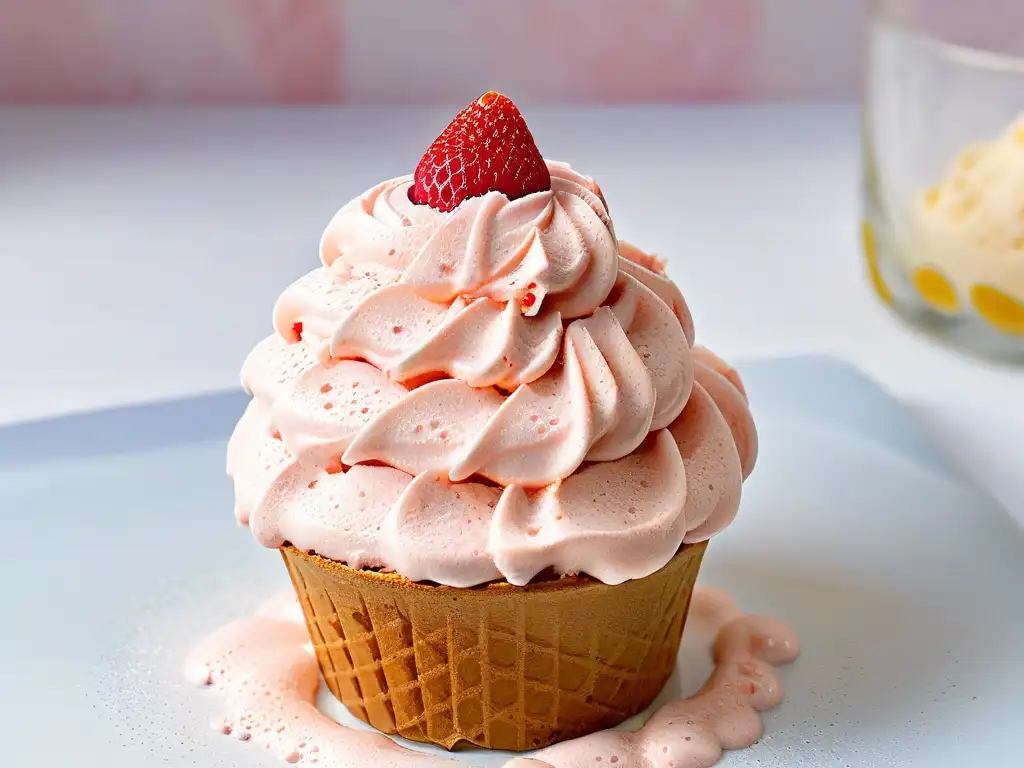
1 356 1021 767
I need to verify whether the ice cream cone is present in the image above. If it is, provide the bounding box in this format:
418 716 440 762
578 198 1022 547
281 542 707 751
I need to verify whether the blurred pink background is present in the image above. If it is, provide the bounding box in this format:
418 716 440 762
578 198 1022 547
0 0 869 103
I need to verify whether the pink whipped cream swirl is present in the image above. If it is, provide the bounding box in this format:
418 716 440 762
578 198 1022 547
228 160 757 587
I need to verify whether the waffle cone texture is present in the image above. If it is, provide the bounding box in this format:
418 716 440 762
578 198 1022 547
281 542 707 751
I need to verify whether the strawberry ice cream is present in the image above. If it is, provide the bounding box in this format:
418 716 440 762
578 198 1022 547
228 92 757 589
210 91 776 756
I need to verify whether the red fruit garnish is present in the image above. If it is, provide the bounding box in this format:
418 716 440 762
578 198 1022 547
410 91 551 213
521 281 538 312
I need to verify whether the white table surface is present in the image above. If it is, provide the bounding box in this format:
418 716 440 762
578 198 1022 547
1 104 1022 523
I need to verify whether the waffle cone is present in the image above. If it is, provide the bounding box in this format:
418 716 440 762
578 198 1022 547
281 542 706 751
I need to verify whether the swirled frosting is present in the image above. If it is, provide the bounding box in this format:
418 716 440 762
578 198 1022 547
228 160 757 587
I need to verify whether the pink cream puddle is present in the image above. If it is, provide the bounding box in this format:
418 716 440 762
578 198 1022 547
185 588 798 767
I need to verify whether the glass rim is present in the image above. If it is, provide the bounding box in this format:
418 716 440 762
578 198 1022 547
873 14 1024 77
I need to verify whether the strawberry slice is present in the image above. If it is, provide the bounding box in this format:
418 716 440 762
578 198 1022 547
410 91 551 212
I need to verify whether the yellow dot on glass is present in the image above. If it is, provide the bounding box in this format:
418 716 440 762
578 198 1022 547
971 284 1024 335
861 220 892 305
924 187 941 208
912 267 960 313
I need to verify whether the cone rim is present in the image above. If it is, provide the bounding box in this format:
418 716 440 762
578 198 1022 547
280 541 707 595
